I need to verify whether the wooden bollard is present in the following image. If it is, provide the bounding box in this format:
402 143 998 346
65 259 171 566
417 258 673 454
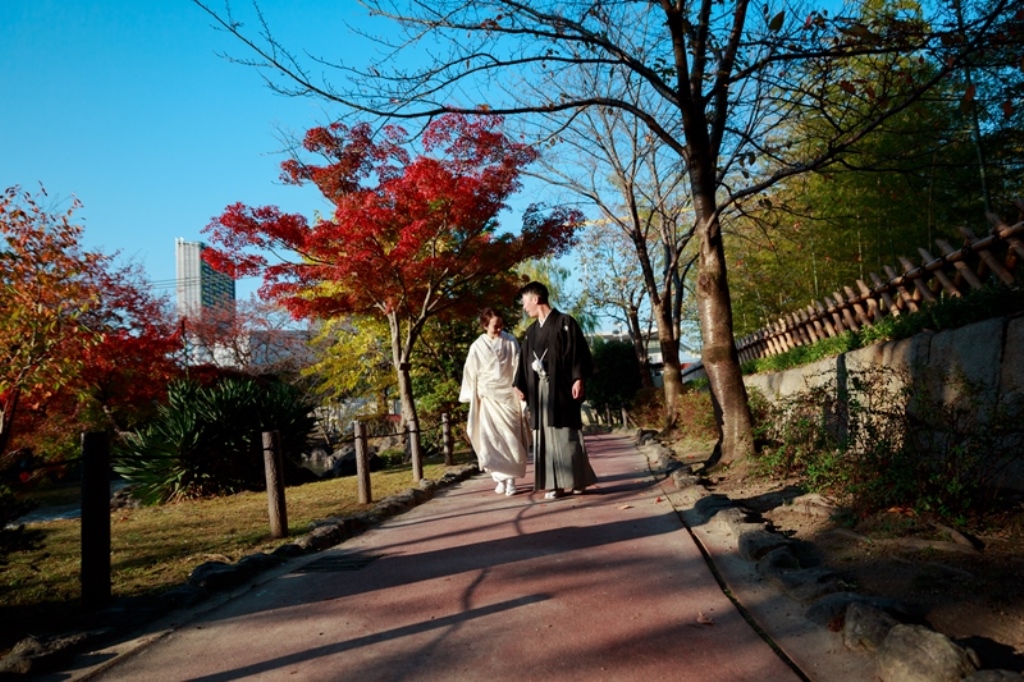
262 430 288 539
80 431 111 610
441 413 454 466
354 420 371 504
408 418 423 482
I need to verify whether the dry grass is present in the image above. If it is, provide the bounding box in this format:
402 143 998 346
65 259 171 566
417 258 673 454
0 457 470 652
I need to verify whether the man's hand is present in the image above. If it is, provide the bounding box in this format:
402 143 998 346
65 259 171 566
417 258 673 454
572 379 584 401
514 387 525 402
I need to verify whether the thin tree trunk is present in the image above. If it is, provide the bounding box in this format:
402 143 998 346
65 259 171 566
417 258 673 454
0 389 19 457
625 305 654 390
651 297 683 429
386 313 419 434
631 230 685 426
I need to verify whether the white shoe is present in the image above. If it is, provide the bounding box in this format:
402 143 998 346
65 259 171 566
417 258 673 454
505 479 517 496
495 481 505 494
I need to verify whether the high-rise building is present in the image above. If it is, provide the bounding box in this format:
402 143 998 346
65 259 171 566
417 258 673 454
175 238 235 318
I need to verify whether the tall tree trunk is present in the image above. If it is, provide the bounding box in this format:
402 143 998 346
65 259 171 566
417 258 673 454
692 200 754 465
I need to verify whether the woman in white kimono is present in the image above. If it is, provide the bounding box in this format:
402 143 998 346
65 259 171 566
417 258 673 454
459 308 529 495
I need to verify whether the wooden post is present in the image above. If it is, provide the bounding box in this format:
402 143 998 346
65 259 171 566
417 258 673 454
899 257 937 303
885 265 920 314
798 309 819 343
80 431 111 610
870 272 902 316
843 286 871 327
441 413 454 466
780 315 798 350
408 418 424 482
936 239 985 290
918 247 962 298
960 226 1016 285
814 300 838 336
354 420 372 504
262 430 288 539
832 291 860 332
857 280 882 322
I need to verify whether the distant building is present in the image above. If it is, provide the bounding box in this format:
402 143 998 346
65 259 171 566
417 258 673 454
175 238 235 318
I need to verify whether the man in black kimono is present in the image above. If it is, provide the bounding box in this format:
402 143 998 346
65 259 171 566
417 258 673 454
513 281 597 499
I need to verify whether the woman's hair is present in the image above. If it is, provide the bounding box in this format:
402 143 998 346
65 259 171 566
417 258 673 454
479 307 502 328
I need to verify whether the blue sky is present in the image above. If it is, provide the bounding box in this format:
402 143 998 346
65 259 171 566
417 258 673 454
2 1 536 302
1 0 599 332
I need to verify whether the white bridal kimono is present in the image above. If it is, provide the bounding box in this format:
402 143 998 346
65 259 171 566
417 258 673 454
459 330 529 480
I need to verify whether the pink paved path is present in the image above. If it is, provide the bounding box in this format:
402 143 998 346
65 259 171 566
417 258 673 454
87 434 801 681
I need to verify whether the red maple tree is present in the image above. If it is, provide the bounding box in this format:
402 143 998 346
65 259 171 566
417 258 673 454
72 262 182 432
180 296 314 378
1 185 182 466
204 114 582 471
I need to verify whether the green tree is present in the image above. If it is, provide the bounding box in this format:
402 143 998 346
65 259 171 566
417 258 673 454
514 257 596 334
588 338 643 419
726 1 1010 333
305 316 395 413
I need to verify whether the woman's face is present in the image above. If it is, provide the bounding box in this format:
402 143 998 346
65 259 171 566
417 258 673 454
484 315 504 337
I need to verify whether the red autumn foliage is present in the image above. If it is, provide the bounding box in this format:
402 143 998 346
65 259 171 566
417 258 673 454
203 114 581 323
1 185 182 465
203 114 583 429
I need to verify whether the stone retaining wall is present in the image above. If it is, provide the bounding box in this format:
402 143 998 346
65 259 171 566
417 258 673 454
743 314 1024 491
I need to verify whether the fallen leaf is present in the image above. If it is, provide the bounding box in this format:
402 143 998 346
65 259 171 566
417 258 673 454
618 504 633 510
697 611 715 625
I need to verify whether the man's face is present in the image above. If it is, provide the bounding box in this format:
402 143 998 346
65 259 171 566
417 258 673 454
521 293 540 319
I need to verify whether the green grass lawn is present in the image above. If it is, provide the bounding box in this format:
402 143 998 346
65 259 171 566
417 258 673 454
1 455 474 654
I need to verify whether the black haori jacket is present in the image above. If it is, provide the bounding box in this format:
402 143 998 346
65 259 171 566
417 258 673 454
514 309 594 430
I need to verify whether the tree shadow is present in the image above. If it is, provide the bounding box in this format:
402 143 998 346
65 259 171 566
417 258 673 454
956 635 1024 673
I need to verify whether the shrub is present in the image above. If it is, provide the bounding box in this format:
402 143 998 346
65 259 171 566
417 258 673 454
0 484 42 565
674 389 719 441
751 366 1024 525
114 377 317 504
629 387 666 430
747 332 860 375
588 339 643 413
376 448 407 469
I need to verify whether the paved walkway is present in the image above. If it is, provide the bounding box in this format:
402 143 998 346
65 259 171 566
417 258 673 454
75 434 803 681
